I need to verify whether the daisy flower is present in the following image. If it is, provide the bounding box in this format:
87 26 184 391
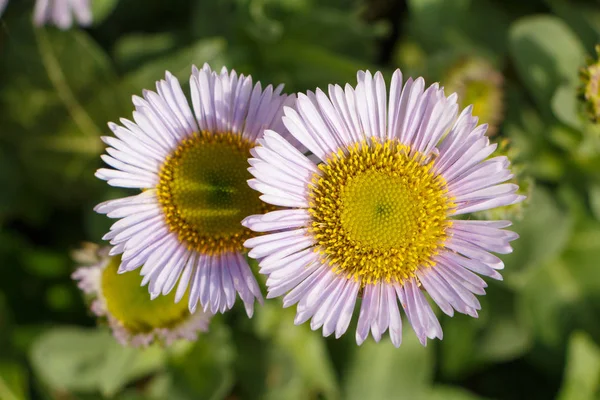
95 64 295 317
0 0 92 30
243 69 524 347
72 243 211 347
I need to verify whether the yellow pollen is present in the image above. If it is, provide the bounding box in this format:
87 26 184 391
156 131 269 255
308 138 454 286
101 256 190 334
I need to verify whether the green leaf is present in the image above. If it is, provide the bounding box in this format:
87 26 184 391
0 361 29 400
29 327 167 395
343 329 433 400
552 84 584 130
557 332 600 400
509 16 586 117
30 327 113 392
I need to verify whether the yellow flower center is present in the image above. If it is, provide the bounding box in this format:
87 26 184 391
308 139 454 285
101 256 190 334
156 132 268 254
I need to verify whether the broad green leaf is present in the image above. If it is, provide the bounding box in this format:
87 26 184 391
557 332 600 400
343 329 433 400
30 327 116 392
0 361 29 400
30 327 167 395
509 16 586 117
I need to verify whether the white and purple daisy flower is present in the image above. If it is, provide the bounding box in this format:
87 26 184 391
72 243 211 347
243 69 524 347
0 0 92 29
95 64 296 317
0 0 7 18
34 0 92 29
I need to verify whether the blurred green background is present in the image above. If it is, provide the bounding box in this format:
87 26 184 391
2 0 600 399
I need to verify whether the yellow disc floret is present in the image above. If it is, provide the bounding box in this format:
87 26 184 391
308 138 454 285
101 256 190 334
156 132 269 254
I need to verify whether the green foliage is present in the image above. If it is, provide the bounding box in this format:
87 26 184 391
343 333 432 400
1 0 600 399
29 327 166 396
557 332 600 400
509 16 585 118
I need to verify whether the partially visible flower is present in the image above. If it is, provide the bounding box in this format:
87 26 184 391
72 243 211 347
95 65 296 317
580 45 600 123
444 58 504 136
0 0 7 18
0 0 92 30
243 69 524 347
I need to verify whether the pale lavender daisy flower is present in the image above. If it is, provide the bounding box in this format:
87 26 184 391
34 0 92 29
72 243 211 347
95 64 296 317
0 0 92 29
0 0 8 18
243 69 524 347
